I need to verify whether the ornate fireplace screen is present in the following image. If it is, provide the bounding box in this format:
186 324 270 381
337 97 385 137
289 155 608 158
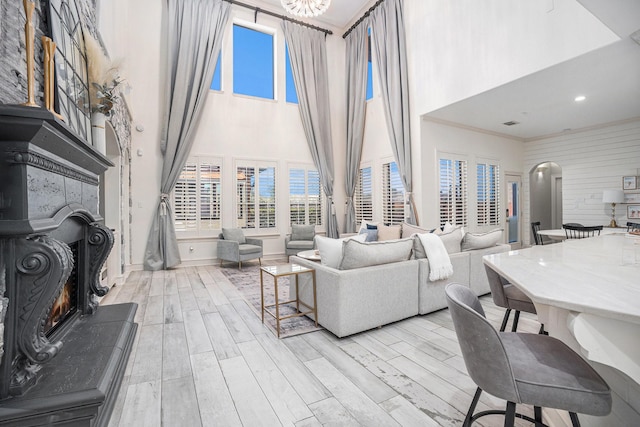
47 0 92 145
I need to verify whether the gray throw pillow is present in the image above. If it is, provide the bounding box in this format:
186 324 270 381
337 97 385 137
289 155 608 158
339 238 413 270
291 224 315 241
461 228 503 251
222 227 246 243
358 228 378 242
439 226 464 254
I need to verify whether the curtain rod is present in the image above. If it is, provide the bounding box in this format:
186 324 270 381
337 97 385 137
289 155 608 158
342 0 384 39
223 0 333 35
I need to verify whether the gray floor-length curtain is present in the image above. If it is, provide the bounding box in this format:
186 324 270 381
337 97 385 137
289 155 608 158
343 23 369 233
143 0 230 270
282 21 339 238
370 0 419 225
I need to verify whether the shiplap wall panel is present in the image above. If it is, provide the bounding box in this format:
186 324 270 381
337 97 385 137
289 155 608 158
523 120 640 244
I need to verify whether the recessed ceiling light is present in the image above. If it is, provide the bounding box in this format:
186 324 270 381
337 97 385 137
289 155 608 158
574 95 586 102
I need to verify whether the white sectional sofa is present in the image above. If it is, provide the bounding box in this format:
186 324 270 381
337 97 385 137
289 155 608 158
289 224 510 337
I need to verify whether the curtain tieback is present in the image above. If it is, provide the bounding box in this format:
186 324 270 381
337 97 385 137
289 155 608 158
160 193 170 216
328 196 336 214
405 192 413 203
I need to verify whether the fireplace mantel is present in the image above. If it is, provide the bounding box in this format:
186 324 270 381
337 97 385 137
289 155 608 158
0 105 137 426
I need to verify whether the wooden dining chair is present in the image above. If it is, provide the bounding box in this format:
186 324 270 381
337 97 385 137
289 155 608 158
563 224 603 239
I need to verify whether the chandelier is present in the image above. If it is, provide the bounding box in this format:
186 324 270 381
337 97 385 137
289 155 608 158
280 0 331 18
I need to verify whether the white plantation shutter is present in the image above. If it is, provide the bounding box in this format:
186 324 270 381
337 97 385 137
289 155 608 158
236 162 276 231
382 161 405 225
477 162 500 226
173 158 222 235
289 167 323 226
355 166 373 223
174 161 198 231
308 169 322 226
289 168 306 225
199 163 221 231
259 167 276 228
439 158 468 227
236 166 256 229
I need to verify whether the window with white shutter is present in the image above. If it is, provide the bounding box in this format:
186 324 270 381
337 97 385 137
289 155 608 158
173 158 221 236
382 161 405 225
355 165 373 223
289 166 323 226
477 161 500 226
439 157 468 228
236 161 276 231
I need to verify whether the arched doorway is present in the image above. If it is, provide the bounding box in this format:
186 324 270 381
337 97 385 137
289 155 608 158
529 162 563 236
99 122 125 289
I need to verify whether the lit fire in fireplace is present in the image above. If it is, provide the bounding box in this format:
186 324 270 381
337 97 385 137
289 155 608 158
44 242 78 335
46 280 72 331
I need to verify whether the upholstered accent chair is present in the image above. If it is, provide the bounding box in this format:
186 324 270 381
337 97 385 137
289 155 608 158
217 228 262 270
484 264 538 333
445 283 611 427
284 224 316 258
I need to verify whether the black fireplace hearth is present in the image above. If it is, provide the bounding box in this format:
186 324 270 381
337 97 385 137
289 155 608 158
0 105 137 426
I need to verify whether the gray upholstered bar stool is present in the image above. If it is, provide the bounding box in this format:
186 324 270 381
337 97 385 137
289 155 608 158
445 284 611 427
485 264 538 332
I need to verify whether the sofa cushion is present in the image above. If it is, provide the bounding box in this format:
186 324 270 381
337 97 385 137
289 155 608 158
287 240 314 250
222 227 246 244
315 234 367 268
291 224 315 241
401 222 433 238
358 228 378 242
339 238 413 270
461 228 503 251
378 224 402 241
439 226 464 254
238 244 261 255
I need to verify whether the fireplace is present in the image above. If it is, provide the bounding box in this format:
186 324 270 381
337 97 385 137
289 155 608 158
45 242 79 336
0 105 137 426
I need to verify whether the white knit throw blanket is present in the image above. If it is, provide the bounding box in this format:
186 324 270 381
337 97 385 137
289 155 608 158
417 233 454 281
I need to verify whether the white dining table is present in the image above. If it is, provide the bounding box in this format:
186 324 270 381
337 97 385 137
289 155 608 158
537 227 624 241
484 234 640 426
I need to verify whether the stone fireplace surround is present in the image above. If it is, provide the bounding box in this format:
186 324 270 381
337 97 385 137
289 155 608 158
0 105 137 426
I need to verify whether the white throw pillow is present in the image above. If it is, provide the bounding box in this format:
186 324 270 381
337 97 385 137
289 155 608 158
461 228 503 251
338 238 413 270
314 234 367 269
442 222 455 233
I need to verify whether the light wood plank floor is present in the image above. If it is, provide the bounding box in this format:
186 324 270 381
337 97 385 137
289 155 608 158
101 264 544 427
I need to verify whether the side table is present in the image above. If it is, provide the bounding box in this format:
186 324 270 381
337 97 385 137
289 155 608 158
259 263 317 338
296 249 320 261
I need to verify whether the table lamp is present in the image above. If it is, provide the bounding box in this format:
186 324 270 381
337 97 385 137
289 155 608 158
602 189 624 228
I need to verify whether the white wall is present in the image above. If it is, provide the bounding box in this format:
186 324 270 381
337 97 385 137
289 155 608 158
523 120 640 243
403 0 619 116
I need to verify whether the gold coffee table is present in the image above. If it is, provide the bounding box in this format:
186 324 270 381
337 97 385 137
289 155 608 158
259 263 317 338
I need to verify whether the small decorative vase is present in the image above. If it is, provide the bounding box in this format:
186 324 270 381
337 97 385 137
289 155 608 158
91 112 106 155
